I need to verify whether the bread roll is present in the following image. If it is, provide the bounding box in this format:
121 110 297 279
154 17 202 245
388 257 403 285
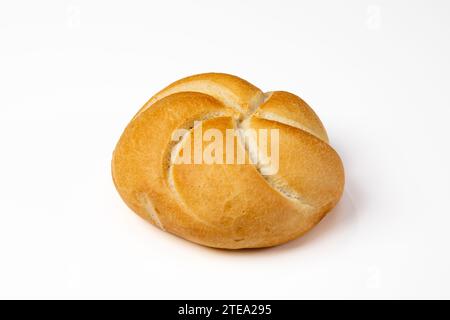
112 73 344 249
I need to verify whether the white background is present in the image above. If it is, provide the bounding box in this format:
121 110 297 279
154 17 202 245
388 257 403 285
1 0 449 299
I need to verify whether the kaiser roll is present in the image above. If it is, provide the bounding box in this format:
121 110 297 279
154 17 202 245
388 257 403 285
112 73 344 249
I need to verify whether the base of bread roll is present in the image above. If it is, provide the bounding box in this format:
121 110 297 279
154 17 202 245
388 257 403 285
112 73 344 249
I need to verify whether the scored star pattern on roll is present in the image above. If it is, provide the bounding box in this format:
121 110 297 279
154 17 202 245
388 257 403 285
112 73 344 249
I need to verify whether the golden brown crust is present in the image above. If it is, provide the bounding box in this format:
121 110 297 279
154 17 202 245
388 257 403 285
255 91 329 142
112 73 345 249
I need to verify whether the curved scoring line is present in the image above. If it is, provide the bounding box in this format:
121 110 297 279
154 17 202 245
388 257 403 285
236 117 314 209
253 110 326 143
137 80 246 119
163 89 316 217
140 193 166 231
232 91 315 208
166 112 229 229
